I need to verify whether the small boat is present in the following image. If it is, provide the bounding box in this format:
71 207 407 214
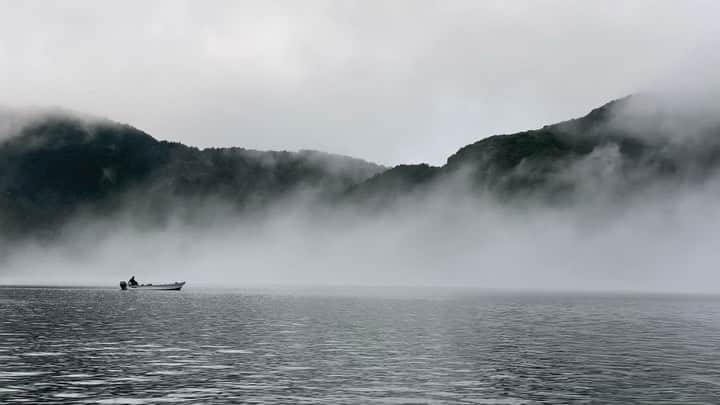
120 281 185 291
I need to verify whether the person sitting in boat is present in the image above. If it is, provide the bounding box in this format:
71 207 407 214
128 276 139 287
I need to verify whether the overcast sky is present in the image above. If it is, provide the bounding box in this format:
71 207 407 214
1 1 719 165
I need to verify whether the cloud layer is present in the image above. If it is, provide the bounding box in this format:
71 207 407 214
2 1 719 164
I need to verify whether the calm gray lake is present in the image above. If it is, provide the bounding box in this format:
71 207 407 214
1 287 720 404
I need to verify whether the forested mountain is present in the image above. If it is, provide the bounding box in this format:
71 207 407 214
0 110 383 237
350 94 720 203
2 94 720 238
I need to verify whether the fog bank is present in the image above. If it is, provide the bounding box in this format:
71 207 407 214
3 174 720 294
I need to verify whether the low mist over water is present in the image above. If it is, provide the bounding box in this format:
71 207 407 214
4 177 720 292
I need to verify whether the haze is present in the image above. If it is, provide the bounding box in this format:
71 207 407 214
2 1 720 292
4 164 720 292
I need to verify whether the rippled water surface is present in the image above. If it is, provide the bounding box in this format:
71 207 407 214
1 287 720 404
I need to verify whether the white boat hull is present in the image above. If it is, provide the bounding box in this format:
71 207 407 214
120 281 185 291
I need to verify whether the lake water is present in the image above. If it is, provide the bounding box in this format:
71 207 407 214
1 287 720 404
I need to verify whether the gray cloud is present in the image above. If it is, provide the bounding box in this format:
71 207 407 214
2 1 719 164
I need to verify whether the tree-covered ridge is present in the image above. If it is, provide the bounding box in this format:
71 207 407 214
0 112 384 237
2 94 720 238
350 94 720 202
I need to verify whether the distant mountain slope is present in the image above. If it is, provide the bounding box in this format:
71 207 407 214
345 164 440 204
0 110 384 237
350 94 720 202
3 94 720 238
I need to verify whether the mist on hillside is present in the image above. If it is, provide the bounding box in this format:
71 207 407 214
1 90 720 292
2 178 720 293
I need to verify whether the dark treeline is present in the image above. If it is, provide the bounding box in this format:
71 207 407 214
2 94 720 239
0 112 384 238
350 95 720 204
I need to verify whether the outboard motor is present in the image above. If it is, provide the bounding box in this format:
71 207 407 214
120 281 127 290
